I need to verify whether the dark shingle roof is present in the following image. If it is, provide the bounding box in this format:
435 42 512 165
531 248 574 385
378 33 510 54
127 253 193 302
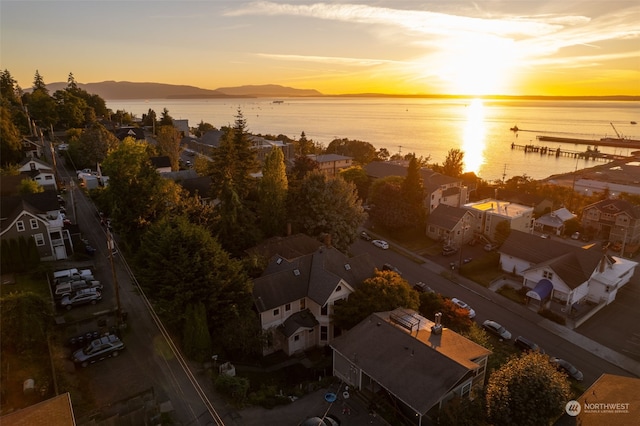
584 198 640 219
364 162 460 193
150 156 171 169
501 230 605 289
331 311 481 415
253 246 375 312
427 204 468 229
279 309 319 338
246 233 324 261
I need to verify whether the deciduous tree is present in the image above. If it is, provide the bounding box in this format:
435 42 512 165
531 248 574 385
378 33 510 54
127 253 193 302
332 270 418 330
486 351 571 426
156 125 182 170
289 171 366 253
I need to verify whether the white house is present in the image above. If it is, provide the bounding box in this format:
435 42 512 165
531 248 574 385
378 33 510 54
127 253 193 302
498 231 636 311
252 245 375 356
463 199 533 243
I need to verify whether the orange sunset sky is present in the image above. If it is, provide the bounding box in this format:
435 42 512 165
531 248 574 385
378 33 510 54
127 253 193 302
2 1 639 96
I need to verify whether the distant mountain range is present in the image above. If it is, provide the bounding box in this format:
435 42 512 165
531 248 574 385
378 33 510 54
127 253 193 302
40 80 639 101
42 81 323 100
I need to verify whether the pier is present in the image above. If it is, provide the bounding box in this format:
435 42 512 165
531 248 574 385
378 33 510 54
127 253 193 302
510 143 623 162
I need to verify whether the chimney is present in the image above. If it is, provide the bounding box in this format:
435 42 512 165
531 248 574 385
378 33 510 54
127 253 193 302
324 233 332 248
431 312 443 335
599 255 607 273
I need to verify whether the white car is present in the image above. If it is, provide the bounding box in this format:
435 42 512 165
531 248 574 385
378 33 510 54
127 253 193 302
482 320 512 340
372 239 389 250
451 297 476 318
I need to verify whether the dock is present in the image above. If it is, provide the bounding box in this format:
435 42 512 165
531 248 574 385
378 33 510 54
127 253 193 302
510 143 624 161
536 135 640 149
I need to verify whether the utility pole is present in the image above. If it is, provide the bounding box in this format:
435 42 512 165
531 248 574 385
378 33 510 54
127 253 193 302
106 231 122 327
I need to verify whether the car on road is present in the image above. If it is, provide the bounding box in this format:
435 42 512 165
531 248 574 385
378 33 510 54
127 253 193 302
382 263 402 275
571 232 581 240
550 357 583 381
72 334 125 368
413 282 435 293
482 320 512 340
372 239 389 250
60 288 102 310
451 298 476 318
360 231 372 241
442 245 457 256
514 335 545 353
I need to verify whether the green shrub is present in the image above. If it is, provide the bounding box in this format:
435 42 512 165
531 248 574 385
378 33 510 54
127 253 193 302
214 374 249 404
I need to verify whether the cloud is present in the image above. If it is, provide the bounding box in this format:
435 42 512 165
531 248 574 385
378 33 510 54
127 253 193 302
254 53 405 67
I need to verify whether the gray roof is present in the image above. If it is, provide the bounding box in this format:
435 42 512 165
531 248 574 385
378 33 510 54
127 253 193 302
331 311 481 415
150 156 171 169
500 230 605 289
253 246 375 312
307 154 352 163
364 161 460 193
0 191 58 232
280 309 319 338
201 130 225 147
427 204 468 230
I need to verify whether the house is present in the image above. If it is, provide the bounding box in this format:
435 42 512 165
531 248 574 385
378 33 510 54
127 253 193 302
496 188 552 216
307 154 353 176
534 207 576 236
22 136 44 158
17 158 57 190
364 161 468 214
114 126 146 141
463 198 533 242
558 374 640 425
498 230 637 312
426 204 476 248
250 135 295 164
0 191 73 261
331 309 491 424
252 245 375 355
150 156 172 174
581 199 640 255
178 176 214 206
0 392 76 426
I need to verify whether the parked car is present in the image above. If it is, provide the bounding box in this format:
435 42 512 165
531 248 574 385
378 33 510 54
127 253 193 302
442 245 458 256
360 231 372 241
60 288 102 310
550 357 583 381
413 282 435 293
482 320 512 340
451 298 476 318
72 334 125 368
53 268 93 285
571 232 581 240
382 263 402 275
54 280 102 299
372 239 389 250
514 335 545 353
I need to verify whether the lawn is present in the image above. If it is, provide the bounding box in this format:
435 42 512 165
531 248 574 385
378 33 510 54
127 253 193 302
0 272 50 299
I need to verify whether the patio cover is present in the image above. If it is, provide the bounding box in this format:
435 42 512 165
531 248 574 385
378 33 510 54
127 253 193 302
526 279 553 301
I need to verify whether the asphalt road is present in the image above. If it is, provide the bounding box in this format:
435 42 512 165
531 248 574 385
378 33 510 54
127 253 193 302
352 237 639 385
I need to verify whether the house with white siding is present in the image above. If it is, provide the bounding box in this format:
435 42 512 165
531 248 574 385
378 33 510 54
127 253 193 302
253 245 375 356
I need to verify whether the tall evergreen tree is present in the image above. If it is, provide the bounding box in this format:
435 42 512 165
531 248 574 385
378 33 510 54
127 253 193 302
32 69 48 94
258 147 288 237
401 155 426 225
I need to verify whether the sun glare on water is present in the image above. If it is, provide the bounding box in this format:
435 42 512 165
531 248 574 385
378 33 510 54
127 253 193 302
462 99 486 175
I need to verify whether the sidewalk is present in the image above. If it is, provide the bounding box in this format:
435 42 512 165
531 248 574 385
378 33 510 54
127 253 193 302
369 230 640 379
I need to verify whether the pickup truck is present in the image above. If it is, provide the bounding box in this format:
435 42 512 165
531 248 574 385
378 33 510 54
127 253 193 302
53 268 93 284
54 280 102 299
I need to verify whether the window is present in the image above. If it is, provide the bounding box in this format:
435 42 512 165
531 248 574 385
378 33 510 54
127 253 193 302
543 271 554 280
321 304 328 316
320 326 328 341
461 382 472 398
293 335 300 342
33 233 45 246
336 285 342 292
273 308 280 316
30 219 39 229
285 303 291 312
16 221 25 232
45 175 53 180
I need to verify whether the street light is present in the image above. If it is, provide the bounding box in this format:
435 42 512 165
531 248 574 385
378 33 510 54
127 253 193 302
458 222 470 273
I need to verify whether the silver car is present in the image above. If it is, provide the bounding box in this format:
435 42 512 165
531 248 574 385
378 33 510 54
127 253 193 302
482 320 512 340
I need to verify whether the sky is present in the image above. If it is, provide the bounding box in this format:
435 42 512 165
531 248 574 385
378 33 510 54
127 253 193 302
2 1 639 96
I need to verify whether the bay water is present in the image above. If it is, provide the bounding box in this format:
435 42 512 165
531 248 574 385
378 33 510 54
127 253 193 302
106 98 639 182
